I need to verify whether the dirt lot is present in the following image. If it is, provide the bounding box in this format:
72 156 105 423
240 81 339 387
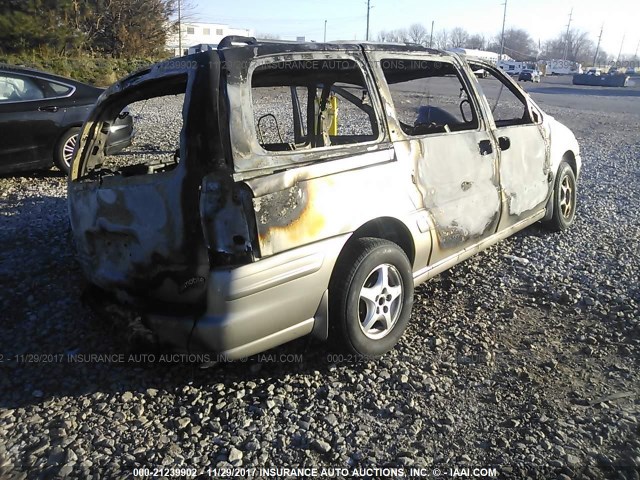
0 74 639 479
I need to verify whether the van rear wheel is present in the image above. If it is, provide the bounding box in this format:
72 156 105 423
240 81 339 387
329 238 414 358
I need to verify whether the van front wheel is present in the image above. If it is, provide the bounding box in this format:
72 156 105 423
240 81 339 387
546 161 577 231
329 238 414 358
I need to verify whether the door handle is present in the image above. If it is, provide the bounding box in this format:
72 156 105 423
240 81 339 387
38 105 59 112
498 136 511 151
478 139 492 155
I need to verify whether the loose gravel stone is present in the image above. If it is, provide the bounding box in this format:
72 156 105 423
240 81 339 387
228 447 243 463
121 392 133 402
311 439 332 454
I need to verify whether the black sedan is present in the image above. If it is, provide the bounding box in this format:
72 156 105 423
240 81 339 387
517 69 541 83
0 65 133 174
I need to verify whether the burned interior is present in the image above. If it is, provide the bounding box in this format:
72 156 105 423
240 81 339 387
380 58 480 135
74 73 188 179
250 59 379 152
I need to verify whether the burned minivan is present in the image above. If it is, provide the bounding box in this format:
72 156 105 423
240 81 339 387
69 37 581 359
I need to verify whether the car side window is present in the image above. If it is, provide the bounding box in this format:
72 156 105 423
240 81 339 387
381 58 479 136
46 81 73 97
471 63 533 127
0 74 45 102
251 58 380 152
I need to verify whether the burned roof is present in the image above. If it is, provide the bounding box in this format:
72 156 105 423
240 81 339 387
216 35 445 56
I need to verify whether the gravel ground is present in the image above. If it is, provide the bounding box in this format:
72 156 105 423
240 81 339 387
1 81 639 480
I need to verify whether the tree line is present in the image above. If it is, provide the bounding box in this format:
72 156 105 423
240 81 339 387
377 23 618 65
0 3 627 66
0 0 178 58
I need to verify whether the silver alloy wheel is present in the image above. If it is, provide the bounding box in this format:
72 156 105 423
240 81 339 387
358 263 404 340
63 133 78 168
559 172 575 219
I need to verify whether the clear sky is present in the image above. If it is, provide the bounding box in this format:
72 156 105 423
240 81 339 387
192 0 639 57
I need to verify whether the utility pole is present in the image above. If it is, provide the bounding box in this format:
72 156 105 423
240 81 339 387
178 0 182 56
634 39 639 61
592 24 603 67
616 33 625 62
324 20 327 42
365 0 371 41
429 20 434 48
562 8 573 62
499 0 507 62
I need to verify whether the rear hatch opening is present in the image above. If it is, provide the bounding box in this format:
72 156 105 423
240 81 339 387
74 74 187 181
68 54 255 311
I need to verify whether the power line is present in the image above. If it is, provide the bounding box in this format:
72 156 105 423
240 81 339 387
194 15 365 25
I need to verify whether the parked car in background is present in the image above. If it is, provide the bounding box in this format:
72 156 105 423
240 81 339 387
518 69 541 82
473 68 489 79
0 66 133 174
69 39 581 360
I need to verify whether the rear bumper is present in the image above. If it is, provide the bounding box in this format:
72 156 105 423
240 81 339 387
145 234 349 359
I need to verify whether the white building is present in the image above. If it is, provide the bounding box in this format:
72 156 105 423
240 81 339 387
167 22 254 56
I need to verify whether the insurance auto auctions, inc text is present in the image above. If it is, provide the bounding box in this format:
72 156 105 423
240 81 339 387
236 467 499 477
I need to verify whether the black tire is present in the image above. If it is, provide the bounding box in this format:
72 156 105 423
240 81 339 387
329 237 414 358
54 127 81 174
546 161 577 231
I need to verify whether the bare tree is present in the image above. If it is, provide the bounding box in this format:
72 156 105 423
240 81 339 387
541 38 563 59
434 29 449 49
376 23 594 64
387 29 408 43
376 29 407 43
567 30 593 63
489 28 535 60
542 29 594 64
465 34 486 50
449 27 469 48
407 23 428 45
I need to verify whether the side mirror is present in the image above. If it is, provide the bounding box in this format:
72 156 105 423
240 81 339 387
460 99 473 123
